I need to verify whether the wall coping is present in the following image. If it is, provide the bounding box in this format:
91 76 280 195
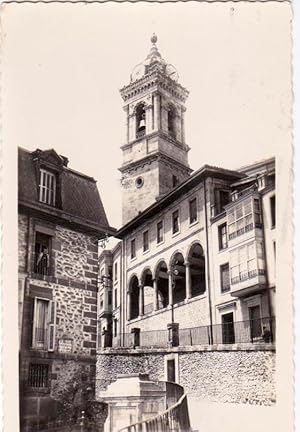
97 343 275 355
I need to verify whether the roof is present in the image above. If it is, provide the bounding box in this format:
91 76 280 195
116 164 245 238
237 156 275 176
18 147 116 238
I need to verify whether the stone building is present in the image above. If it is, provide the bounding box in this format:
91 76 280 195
96 35 276 416
18 147 115 431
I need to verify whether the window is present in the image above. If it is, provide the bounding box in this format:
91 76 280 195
214 190 230 215
157 221 164 244
34 232 51 276
114 319 118 337
167 359 176 382
270 196 276 228
220 263 230 293
143 230 149 252
39 169 56 206
136 104 146 138
167 106 176 138
100 294 104 309
172 210 179 234
28 363 49 388
218 223 228 250
189 198 197 224
108 291 112 306
219 190 230 212
130 239 136 259
114 288 118 308
230 242 265 285
227 198 260 240
114 262 118 282
32 298 56 351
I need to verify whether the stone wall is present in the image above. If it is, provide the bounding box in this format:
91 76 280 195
55 226 98 285
96 346 275 406
24 279 97 355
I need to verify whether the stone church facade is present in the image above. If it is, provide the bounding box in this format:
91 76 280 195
96 35 276 408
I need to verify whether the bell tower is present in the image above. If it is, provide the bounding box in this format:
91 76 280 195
120 34 191 225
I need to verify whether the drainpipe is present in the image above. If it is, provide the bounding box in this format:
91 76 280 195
203 178 214 344
259 194 274 341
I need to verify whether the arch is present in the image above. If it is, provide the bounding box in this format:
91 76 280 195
141 267 153 286
187 242 206 297
128 275 139 320
167 104 176 138
155 260 169 309
136 103 146 138
141 268 153 314
170 252 186 304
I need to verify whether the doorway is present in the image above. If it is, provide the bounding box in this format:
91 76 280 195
167 359 176 383
249 305 261 340
222 312 235 344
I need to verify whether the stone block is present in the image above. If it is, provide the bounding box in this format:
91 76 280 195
84 311 97 319
83 325 97 333
83 341 96 348
85 271 97 279
84 297 97 305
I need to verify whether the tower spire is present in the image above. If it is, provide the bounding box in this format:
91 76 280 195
119 35 191 225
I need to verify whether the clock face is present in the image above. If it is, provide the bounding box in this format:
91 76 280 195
166 64 179 82
131 63 145 82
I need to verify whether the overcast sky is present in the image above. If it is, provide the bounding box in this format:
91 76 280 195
2 1 292 228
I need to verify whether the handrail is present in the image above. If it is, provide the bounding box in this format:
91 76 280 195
118 393 191 432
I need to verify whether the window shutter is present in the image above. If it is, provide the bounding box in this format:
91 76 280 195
48 300 56 352
32 297 38 348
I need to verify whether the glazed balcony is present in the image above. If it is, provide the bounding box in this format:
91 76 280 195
230 268 266 297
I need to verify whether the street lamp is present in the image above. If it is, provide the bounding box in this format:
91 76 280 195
168 261 179 347
170 263 179 325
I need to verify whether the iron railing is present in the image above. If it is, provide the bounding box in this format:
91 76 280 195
112 317 275 349
118 393 191 432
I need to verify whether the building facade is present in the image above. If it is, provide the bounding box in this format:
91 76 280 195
97 35 276 354
18 148 114 431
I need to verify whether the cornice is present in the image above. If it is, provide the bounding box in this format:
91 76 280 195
120 71 189 103
118 151 192 175
19 199 116 238
120 130 189 152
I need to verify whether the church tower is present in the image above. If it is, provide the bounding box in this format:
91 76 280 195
120 34 191 225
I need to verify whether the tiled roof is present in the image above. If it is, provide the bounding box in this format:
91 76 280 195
18 147 115 236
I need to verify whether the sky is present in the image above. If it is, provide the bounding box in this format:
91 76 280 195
2 1 292 228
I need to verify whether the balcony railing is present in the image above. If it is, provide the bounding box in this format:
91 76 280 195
118 393 191 432
106 317 275 349
231 269 266 285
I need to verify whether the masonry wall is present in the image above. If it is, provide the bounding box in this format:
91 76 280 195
96 347 276 406
19 213 100 431
126 296 209 333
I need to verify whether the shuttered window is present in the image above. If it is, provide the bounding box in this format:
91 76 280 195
39 169 56 206
32 298 56 352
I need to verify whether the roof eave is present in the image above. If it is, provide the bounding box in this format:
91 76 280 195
116 165 244 237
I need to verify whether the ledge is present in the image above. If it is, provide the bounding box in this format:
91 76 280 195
97 343 275 355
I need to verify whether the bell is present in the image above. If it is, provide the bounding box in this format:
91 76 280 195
138 118 146 129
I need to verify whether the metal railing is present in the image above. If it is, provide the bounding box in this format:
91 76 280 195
231 268 266 285
112 317 275 349
118 393 191 432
